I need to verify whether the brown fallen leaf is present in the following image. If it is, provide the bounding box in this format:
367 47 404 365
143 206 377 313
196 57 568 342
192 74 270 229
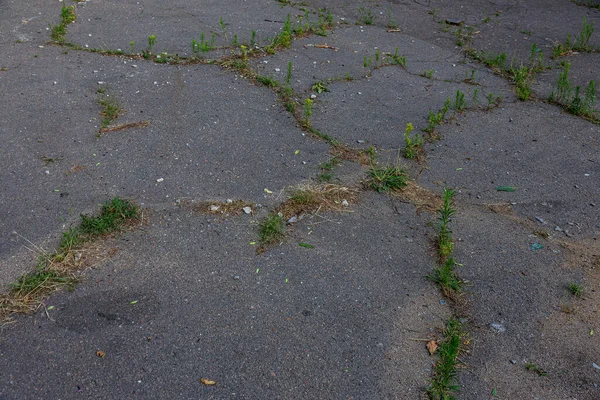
426 340 438 355
96 350 106 358
200 378 216 386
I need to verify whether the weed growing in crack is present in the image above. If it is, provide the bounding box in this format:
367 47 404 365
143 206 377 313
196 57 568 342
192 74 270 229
97 90 123 130
2 198 139 321
191 32 216 56
256 75 281 88
480 51 507 71
573 0 600 9
386 5 398 29
386 47 407 67
422 69 434 79
317 173 334 182
525 362 548 377
428 257 462 292
79 198 139 238
258 213 285 246
319 156 341 171
266 14 293 54
553 17 595 57
569 282 583 297
472 88 479 107
550 62 598 120
487 92 502 109
219 16 228 42
367 166 408 193
403 122 423 160
357 6 375 25
427 318 466 399
511 65 533 100
437 187 456 261
312 81 329 93
303 98 314 127
424 98 451 136
453 90 467 112
50 4 76 42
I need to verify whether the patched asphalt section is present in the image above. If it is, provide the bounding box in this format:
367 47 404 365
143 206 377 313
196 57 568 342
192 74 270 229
0 45 329 284
0 194 447 399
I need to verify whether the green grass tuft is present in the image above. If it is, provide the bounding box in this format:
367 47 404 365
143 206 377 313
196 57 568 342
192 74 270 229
259 213 285 245
427 318 466 399
368 166 408 192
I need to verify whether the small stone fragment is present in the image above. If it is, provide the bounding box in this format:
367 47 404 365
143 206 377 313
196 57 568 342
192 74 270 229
156 178 164 183
491 322 506 333
535 217 545 224
209 205 220 212
287 216 298 224
341 199 349 206
242 206 252 214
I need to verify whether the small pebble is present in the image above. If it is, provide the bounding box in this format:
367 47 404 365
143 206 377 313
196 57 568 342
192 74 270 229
341 199 349 206
156 178 164 183
226 199 233 204
593 363 600 370
510 359 517 364
210 205 220 212
535 216 545 224
440 299 447 305
491 322 506 333
242 207 252 214
233 275 240 280
287 216 298 223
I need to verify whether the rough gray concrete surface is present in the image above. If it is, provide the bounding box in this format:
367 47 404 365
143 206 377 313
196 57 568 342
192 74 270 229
1 0 599 399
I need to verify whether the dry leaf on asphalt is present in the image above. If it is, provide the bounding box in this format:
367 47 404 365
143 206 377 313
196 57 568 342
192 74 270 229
426 340 438 355
96 350 106 358
200 378 216 386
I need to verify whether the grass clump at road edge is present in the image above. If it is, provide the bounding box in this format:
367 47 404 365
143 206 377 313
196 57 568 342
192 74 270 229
1 198 139 323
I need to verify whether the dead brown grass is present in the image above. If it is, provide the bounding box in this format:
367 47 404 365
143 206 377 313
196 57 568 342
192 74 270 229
275 183 359 220
331 145 372 165
0 242 103 324
389 181 443 214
